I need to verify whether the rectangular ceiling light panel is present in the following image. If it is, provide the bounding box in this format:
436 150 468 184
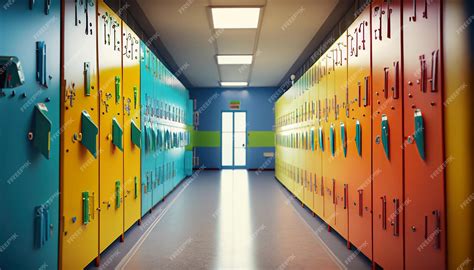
217 55 253 65
220 82 248 87
211 8 260 29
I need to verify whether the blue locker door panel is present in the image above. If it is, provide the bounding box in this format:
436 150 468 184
0 2 60 269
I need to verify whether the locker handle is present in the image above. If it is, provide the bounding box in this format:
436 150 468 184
357 81 361 107
363 76 369 107
115 180 121 209
115 76 121 103
393 198 400 236
381 196 387 230
321 178 324 196
422 0 428 18
84 62 91 96
82 192 90 224
433 210 441 249
383 67 389 99
381 115 390 160
343 184 348 209
340 122 347 157
410 0 416 22
414 109 426 160
387 2 392 38
419 55 427 92
36 41 47 87
358 190 363 217
393 61 400 99
134 177 138 199
332 179 336 205
430 50 438 92
329 124 335 157
44 0 51 15
134 86 138 108
355 120 362 156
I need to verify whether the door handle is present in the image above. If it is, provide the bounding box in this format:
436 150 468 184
355 120 362 156
410 0 416 22
381 115 390 160
343 184 348 209
381 196 387 230
393 61 400 99
430 50 438 92
419 54 427 92
393 198 400 236
384 67 389 99
363 76 369 106
332 179 336 205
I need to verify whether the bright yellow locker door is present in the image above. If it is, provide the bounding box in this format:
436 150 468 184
122 23 142 233
61 0 99 268
97 0 124 253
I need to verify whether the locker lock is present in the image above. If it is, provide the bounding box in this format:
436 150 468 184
406 136 414 144
375 135 381 144
411 226 416 232
72 133 83 143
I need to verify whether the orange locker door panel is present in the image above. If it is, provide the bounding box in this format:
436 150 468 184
97 0 124 253
346 5 373 259
333 33 349 240
122 24 141 232
403 0 446 268
371 1 404 269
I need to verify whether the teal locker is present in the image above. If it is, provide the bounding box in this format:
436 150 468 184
0 2 60 269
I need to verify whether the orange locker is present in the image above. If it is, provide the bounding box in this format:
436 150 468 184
97 0 124 253
371 0 404 269
346 4 373 258
333 33 349 240
403 0 446 268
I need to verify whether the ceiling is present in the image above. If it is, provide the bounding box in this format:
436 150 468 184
136 0 339 88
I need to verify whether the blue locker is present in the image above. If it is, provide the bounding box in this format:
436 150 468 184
0 2 60 269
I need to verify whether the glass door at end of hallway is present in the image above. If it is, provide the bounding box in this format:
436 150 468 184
221 111 247 169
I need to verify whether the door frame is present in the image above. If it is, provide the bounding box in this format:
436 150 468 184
220 110 248 169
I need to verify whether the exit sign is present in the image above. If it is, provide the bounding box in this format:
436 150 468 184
229 100 240 110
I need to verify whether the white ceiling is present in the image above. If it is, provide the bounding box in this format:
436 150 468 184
136 0 339 88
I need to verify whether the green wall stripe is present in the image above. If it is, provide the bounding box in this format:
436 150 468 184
194 131 221 147
248 131 275 148
193 130 274 148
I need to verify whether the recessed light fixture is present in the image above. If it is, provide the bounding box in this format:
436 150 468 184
220 82 248 87
217 55 253 65
211 7 260 29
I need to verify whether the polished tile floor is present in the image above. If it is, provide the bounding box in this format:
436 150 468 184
88 170 371 270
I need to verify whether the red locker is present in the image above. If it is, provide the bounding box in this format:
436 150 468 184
371 0 404 269
346 4 373 259
403 0 445 268
333 33 349 240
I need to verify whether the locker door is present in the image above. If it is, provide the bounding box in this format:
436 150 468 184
346 4 373 259
61 0 99 268
311 60 323 218
372 1 404 269
403 0 445 268
0 2 60 269
322 52 336 226
122 24 141 232
333 33 349 240
140 43 153 216
314 59 326 218
97 0 124 252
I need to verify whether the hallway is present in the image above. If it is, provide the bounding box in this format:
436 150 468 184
93 170 370 270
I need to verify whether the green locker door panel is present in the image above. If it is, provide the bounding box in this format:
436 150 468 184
131 120 141 148
33 103 52 159
81 110 99 157
112 117 123 151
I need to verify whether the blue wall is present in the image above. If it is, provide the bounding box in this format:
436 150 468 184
190 87 276 170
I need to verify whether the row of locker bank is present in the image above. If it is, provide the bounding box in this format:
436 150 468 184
0 1 193 269
275 0 471 269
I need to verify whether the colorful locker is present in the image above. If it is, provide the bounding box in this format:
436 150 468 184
346 4 373 258
333 33 349 240
371 0 404 269
321 53 336 226
153 56 165 205
312 61 324 218
0 1 60 269
97 0 124 253
403 0 446 268
60 0 99 268
122 23 142 232
140 43 154 216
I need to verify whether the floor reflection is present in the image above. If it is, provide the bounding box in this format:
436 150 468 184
215 169 255 270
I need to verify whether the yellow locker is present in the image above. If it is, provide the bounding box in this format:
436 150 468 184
312 59 324 218
61 0 99 268
97 0 124 253
122 23 142 233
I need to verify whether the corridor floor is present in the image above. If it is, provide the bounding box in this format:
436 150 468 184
90 170 371 270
